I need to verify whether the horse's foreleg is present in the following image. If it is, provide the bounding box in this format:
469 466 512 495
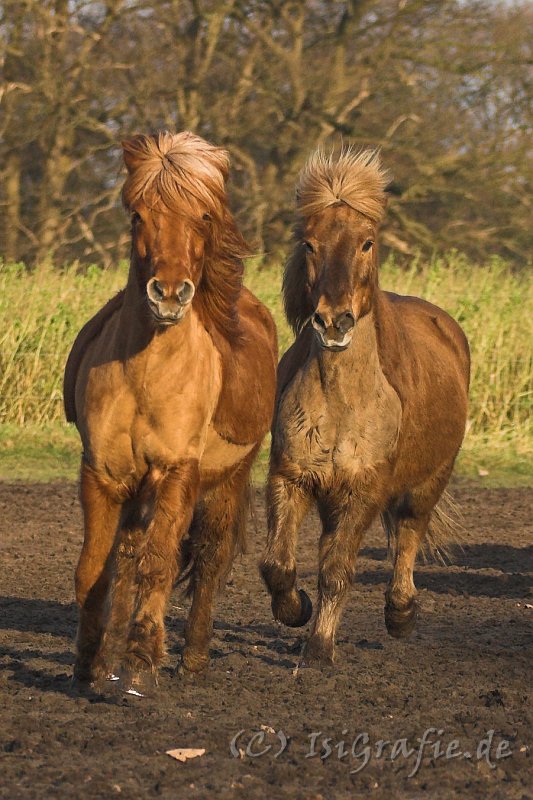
120 460 199 691
93 523 143 683
384 512 430 638
74 461 121 684
181 455 255 674
260 473 312 628
305 495 377 665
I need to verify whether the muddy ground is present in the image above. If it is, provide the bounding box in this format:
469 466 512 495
0 481 531 799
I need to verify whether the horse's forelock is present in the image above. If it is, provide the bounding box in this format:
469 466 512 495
296 147 390 223
122 131 229 217
283 224 314 335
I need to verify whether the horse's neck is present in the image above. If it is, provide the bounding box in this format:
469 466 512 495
314 300 384 400
116 268 194 358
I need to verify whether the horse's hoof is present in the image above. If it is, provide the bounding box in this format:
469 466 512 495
385 598 417 639
175 663 207 684
118 668 158 697
273 589 313 628
71 674 96 693
299 634 334 668
72 657 108 691
178 648 209 677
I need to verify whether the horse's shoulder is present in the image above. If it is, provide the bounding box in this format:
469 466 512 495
208 287 277 445
63 290 125 423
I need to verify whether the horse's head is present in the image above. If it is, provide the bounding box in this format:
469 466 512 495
121 131 234 328
126 200 205 325
303 203 378 351
284 148 389 351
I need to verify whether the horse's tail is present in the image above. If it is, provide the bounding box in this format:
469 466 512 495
422 490 464 564
382 489 463 564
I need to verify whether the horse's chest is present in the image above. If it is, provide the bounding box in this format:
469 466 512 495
82 350 220 484
278 376 401 480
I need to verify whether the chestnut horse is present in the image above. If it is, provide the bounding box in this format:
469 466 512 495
64 131 277 693
261 148 469 666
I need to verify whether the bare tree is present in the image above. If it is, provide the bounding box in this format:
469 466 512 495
0 0 531 267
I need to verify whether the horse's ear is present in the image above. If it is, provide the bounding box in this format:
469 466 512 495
122 137 143 174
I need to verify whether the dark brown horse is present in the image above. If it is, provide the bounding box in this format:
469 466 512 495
64 131 277 693
261 148 469 665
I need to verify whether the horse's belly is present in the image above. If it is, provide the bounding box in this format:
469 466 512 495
200 428 255 475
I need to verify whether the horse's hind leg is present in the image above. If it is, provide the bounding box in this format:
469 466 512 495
260 473 312 628
384 465 454 638
120 461 199 691
384 510 429 639
181 453 256 674
74 461 121 684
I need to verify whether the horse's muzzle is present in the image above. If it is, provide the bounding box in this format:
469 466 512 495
312 309 356 351
146 278 195 326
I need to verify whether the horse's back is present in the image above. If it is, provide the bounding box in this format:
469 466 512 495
382 290 470 388
63 290 125 423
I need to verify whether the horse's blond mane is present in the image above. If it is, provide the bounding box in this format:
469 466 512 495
296 147 389 222
122 131 230 217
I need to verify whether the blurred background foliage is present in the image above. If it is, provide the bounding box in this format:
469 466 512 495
1 0 532 268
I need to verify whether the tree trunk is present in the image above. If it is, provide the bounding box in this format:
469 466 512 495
3 151 21 263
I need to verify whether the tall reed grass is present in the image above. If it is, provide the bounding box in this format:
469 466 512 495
1 254 532 466
0 263 125 425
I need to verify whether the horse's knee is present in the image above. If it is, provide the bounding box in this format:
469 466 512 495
318 560 351 602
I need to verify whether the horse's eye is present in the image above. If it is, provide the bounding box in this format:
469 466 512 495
303 240 314 254
362 239 374 253
131 211 141 225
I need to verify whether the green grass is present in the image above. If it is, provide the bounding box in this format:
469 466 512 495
0 254 531 485
0 423 80 482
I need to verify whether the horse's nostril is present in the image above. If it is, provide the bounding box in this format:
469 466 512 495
148 279 165 302
177 280 195 305
312 312 327 331
335 311 356 334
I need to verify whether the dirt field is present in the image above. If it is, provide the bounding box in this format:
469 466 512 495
0 481 531 799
